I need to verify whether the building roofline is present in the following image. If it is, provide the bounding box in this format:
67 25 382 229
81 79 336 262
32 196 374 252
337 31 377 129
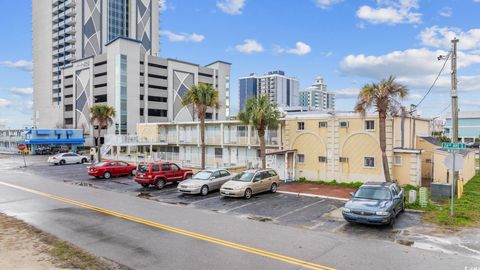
205 60 232 66
104 36 142 47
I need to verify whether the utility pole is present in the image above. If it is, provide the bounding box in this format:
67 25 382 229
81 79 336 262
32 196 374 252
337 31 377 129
450 37 459 217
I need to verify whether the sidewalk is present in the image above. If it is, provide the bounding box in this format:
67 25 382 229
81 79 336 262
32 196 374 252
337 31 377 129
278 182 357 201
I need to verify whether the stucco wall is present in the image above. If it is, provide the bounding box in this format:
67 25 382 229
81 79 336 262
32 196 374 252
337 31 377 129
433 150 477 184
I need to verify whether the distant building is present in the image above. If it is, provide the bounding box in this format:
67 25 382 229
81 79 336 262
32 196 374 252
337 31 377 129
298 77 335 111
238 70 299 112
444 111 480 143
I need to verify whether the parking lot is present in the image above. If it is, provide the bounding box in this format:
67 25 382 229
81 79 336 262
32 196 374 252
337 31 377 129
6 155 421 239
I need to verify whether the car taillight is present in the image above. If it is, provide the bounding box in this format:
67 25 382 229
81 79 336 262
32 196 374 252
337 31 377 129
52 157 56 159
148 175 152 178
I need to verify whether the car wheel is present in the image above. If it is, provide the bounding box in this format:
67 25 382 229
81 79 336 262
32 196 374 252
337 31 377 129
156 179 165 189
200 185 209 196
131 169 137 176
59 160 65 165
401 199 406 213
103 171 111 179
141 183 149 188
81 158 87 164
270 183 277 193
244 188 252 199
388 216 396 227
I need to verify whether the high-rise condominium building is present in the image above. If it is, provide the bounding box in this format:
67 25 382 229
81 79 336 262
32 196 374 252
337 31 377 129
238 71 299 112
298 77 335 111
33 0 231 145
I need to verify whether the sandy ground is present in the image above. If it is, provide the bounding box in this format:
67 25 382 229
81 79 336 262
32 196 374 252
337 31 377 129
0 213 128 270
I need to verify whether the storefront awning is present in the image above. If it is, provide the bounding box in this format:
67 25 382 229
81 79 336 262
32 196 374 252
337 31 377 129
55 130 63 135
66 130 74 135
23 138 85 145
36 130 51 135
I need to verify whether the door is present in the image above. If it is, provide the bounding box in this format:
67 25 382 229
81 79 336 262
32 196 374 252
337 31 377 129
108 162 119 176
170 164 183 180
117 161 130 175
161 164 173 180
390 186 400 213
210 171 223 190
251 172 266 194
260 171 272 192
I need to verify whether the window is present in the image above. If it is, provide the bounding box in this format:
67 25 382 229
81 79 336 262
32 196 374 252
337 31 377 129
364 157 375 168
64 118 73 125
109 162 117 166
152 165 160 172
94 95 107 103
319 122 327 128
148 74 168 80
64 104 73 111
365 120 375 130
297 154 305 163
206 113 213 119
318 156 327 163
171 164 180 171
148 96 167 102
394 156 402 166
426 159 432 163
214 148 222 158
212 171 221 178
94 83 107 88
297 122 305 130
220 170 231 177
161 164 170 171
140 108 144 116
339 157 348 163
94 72 107 78
148 109 167 117
148 85 168 90
339 121 349 128
148 63 167 69
118 161 128 166
140 95 144 100
268 170 277 177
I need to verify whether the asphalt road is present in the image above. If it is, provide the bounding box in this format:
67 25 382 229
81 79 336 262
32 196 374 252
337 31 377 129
0 155 478 270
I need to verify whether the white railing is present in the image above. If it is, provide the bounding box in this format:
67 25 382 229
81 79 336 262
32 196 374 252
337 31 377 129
104 134 167 145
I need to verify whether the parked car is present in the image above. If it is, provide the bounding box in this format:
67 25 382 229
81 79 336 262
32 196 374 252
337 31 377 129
178 169 236 196
51 146 70 154
342 182 405 226
47 152 89 165
134 162 193 189
88 160 137 179
34 146 51 155
220 169 280 199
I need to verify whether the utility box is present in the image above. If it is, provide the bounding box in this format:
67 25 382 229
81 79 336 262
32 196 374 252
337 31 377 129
408 190 417 204
430 183 452 198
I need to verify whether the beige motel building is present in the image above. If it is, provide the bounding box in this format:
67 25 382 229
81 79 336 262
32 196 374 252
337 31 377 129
103 111 477 187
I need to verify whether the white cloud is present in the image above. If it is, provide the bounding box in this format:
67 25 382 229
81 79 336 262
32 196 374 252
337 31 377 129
161 30 205 42
419 26 480 50
0 98 12 108
0 60 33 71
217 0 245 15
340 48 480 93
10 87 33 95
235 39 264 53
274 42 312 56
356 0 422 25
333 88 360 99
315 0 343 9
438 7 452 17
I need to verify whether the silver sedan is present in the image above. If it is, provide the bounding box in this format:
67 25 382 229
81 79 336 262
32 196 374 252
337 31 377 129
178 169 235 196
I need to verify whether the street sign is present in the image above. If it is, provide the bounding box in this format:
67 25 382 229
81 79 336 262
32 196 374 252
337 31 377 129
17 144 26 151
442 143 466 149
443 154 464 171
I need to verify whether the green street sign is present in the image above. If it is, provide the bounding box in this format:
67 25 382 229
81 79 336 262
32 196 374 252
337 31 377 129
442 143 466 149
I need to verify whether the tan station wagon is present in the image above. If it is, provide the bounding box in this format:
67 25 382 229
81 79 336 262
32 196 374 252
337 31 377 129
220 169 280 199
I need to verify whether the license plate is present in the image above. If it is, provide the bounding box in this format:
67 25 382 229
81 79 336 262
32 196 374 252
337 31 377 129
224 191 230 195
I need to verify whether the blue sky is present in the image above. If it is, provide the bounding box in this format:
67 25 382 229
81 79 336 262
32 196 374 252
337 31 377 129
1 0 479 128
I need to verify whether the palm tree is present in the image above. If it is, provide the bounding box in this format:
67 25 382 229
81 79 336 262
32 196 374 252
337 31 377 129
182 83 219 169
355 76 408 182
238 95 281 169
90 104 116 162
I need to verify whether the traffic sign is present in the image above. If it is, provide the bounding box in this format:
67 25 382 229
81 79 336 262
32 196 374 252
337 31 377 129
442 143 466 149
17 144 26 151
443 153 464 171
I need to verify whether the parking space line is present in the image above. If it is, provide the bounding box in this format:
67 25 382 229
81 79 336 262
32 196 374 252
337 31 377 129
189 194 223 205
274 199 326 220
0 181 335 270
220 201 254 213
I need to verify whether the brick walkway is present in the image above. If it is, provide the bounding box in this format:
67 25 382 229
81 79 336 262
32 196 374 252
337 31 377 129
278 182 357 199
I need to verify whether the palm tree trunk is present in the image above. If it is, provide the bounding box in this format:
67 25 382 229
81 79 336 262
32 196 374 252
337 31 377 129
97 128 102 162
258 129 266 169
199 110 206 169
379 112 391 182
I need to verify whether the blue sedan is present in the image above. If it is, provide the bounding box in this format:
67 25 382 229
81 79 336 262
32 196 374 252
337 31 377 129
342 182 406 226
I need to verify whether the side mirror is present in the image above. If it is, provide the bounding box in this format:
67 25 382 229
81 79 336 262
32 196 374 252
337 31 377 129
349 192 355 197
394 194 401 200
210 177 216 180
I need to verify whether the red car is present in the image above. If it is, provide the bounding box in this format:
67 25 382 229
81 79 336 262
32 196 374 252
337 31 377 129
88 160 137 179
134 162 193 189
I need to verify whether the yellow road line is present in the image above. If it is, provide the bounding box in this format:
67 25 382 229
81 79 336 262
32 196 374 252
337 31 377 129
0 181 336 270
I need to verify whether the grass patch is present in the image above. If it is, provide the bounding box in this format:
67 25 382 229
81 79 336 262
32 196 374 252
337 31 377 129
297 178 363 189
402 185 438 211
424 172 480 228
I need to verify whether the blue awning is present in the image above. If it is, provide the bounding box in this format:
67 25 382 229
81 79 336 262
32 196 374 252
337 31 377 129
55 130 63 135
23 138 85 145
66 130 74 135
23 130 32 135
36 130 51 135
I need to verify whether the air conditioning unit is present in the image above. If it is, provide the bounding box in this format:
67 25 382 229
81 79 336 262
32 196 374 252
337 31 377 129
339 121 349 128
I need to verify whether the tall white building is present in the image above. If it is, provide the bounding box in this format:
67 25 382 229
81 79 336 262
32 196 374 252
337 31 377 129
33 0 160 129
298 77 335 111
33 0 231 146
238 70 299 111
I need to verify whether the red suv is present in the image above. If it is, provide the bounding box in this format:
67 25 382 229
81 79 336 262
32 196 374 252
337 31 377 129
134 162 193 189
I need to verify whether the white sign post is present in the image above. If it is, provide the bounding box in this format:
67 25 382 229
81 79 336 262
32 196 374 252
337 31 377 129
442 144 465 216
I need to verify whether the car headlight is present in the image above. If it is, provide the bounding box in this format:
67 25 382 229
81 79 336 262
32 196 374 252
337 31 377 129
342 207 351 213
375 211 390 216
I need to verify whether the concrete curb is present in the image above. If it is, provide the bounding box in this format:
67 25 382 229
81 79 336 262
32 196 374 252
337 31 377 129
277 190 349 201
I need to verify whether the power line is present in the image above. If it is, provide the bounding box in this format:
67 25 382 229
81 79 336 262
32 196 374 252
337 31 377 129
438 104 451 116
414 52 451 110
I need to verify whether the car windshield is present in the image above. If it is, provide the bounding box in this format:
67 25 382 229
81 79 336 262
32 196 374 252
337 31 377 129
95 162 107 167
232 172 255 182
138 164 150 172
354 187 392 200
192 171 212 180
